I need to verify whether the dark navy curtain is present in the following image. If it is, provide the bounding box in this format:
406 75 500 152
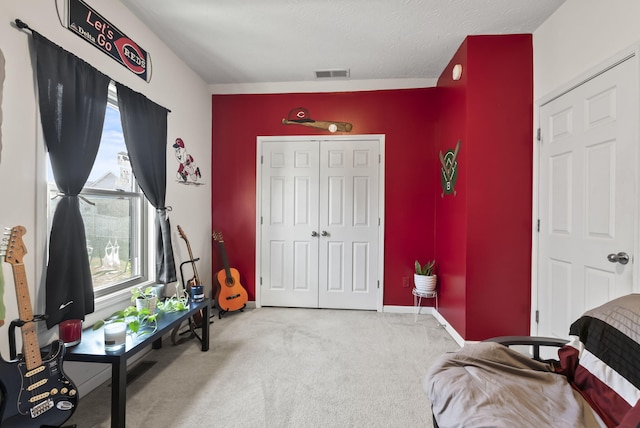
32 31 110 328
115 83 176 284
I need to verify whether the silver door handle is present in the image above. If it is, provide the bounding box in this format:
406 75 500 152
321 231 329 237
311 231 318 237
607 252 630 265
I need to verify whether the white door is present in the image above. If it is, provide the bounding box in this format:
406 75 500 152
318 139 380 310
538 56 637 338
260 139 320 308
259 137 381 310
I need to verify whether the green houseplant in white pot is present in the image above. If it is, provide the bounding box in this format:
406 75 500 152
414 260 437 293
131 286 158 314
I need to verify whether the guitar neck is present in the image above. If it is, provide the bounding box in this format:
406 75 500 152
186 242 201 285
179 226 201 286
11 262 42 369
219 242 232 282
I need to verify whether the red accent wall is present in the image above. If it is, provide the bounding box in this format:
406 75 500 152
212 89 439 306
211 34 533 341
435 35 533 340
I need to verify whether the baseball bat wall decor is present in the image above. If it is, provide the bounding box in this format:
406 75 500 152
281 118 353 132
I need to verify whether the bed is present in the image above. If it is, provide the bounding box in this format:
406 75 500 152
424 294 640 428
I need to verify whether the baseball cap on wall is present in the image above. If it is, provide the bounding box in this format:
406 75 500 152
287 107 315 123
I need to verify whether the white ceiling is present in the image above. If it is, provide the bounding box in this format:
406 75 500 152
121 0 565 87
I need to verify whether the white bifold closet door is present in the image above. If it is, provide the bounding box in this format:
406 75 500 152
259 137 380 310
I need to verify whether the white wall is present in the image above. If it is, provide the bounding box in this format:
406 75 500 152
534 0 640 99
0 0 211 392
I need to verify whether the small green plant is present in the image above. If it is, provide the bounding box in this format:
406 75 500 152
130 286 156 303
415 260 435 276
93 283 189 336
157 285 189 313
92 305 158 335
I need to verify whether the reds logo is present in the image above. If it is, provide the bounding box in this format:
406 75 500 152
114 37 146 74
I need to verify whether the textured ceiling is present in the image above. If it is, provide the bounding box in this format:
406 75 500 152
121 0 565 86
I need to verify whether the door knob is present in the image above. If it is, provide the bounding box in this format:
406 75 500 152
311 231 318 237
321 230 329 237
607 252 630 265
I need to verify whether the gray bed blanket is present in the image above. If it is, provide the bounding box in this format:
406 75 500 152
424 342 603 428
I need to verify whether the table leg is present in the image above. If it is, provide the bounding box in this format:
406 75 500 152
152 336 162 349
414 292 422 323
201 302 210 351
111 358 127 428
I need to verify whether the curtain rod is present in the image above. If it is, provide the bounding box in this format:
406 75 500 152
13 18 171 113
15 19 31 31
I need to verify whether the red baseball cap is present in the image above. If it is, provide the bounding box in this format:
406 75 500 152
287 107 315 123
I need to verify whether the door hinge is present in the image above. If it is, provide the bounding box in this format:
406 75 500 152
379 154 381 163
537 219 540 232
377 280 380 289
260 277 262 286
378 218 380 226
261 216 263 225
535 310 539 324
536 128 541 142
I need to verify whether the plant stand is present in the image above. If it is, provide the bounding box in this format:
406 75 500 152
412 288 438 323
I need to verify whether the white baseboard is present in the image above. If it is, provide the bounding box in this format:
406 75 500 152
430 309 465 347
382 305 433 314
384 305 465 347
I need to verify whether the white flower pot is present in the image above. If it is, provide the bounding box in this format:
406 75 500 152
135 296 157 314
414 274 437 293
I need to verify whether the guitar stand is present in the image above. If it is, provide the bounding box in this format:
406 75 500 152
218 303 246 319
8 314 49 360
170 258 214 345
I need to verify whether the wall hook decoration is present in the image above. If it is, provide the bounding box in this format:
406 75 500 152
281 107 352 132
440 140 460 197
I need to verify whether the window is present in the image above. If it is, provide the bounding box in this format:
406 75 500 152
47 83 148 298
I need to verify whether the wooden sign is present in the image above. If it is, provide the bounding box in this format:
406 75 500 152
65 0 151 81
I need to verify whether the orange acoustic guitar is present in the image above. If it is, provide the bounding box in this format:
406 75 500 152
212 232 248 317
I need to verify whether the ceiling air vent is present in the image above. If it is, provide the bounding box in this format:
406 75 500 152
315 69 350 79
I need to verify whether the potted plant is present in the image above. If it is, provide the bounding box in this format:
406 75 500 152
92 303 159 337
93 284 190 337
131 286 158 314
414 260 437 293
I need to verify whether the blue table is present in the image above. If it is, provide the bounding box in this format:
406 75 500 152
65 299 210 428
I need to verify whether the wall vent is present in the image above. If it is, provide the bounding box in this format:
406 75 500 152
315 69 350 79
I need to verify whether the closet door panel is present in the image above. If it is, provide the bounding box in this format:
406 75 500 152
260 140 319 307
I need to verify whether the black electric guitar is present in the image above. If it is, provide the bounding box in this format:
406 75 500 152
0 226 78 427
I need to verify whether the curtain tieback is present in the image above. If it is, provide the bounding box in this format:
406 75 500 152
157 206 172 213
53 192 96 206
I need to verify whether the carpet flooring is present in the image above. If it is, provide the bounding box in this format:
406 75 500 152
65 307 459 427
